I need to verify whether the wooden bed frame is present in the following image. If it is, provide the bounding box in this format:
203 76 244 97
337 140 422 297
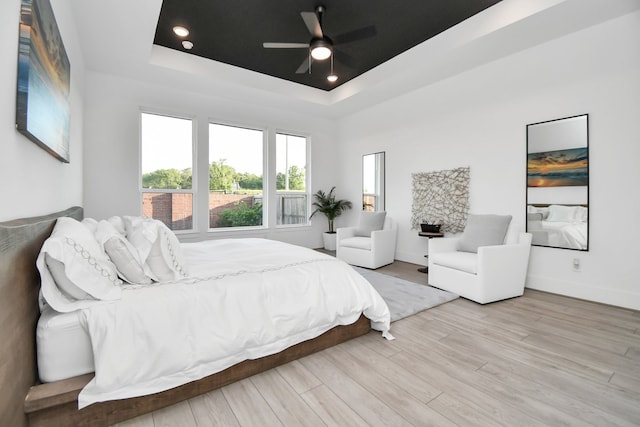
0 207 371 427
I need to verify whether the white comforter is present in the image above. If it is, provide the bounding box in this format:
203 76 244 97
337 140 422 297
77 238 390 408
541 221 588 249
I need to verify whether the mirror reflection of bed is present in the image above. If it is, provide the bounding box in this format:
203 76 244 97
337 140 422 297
527 204 588 250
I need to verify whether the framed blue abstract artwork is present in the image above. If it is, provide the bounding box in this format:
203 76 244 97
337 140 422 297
16 0 70 162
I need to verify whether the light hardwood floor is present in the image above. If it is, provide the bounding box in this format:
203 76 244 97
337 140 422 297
114 260 640 426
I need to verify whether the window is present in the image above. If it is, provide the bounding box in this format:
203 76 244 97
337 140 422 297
276 133 308 225
209 123 264 229
140 113 310 234
140 112 194 231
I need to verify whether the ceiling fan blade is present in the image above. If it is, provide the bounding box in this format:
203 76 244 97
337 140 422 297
334 50 359 69
301 11 323 38
263 42 309 49
333 25 377 44
295 56 312 74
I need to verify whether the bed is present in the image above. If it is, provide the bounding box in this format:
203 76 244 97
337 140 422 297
0 207 390 427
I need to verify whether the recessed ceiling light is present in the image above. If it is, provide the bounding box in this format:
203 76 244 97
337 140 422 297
327 74 338 83
173 26 189 37
182 40 194 50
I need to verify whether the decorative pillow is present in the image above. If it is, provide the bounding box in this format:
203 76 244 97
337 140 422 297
107 215 127 235
36 217 122 313
81 217 98 233
355 211 387 237
527 205 549 220
95 220 152 285
123 216 157 263
527 213 543 231
547 205 575 222
527 212 543 221
124 216 188 282
44 254 95 301
575 206 588 222
457 214 512 253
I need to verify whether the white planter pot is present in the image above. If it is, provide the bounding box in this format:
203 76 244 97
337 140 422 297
323 232 337 251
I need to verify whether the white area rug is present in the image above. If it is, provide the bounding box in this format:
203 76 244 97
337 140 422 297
353 267 458 322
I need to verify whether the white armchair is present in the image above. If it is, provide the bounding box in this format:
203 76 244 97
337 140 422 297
428 215 532 304
337 213 397 269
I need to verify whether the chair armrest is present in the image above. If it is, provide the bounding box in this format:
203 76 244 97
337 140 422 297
477 239 532 278
478 242 530 262
337 226 356 241
371 227 397 246
429 236 461 254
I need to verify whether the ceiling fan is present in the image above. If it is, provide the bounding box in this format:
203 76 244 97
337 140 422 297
263 5 376 77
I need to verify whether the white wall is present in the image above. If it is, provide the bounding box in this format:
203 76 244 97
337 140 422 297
82 71 339 248
336 11 640 310
0 0 84 221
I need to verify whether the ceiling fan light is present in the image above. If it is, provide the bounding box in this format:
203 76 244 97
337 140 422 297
310 39 332 60
311 46 331 60
173 26 190 37
327 74 338 82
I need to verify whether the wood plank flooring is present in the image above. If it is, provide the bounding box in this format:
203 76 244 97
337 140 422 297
114 260 640 426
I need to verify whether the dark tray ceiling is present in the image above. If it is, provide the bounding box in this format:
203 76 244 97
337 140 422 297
154 0 501 91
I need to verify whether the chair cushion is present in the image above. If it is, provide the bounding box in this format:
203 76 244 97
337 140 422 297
340 236 372 250
430 251 478 274
355 211 386 237
458 214 512 253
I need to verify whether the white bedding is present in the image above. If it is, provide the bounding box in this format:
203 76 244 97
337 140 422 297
37 305 94 382
527 205 588 250
76 238 390 408
540 220 587 249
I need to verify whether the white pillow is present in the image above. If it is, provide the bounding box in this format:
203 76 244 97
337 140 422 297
527 205 549 220
355 211 387 237
458 214 512 253
81 217 98 233
37 217 122 313
45 254 96 301
547 205 575 222
107 215 127 235
575 206 588 222
95 220 152 285
123 216 157 262
124 216 188 282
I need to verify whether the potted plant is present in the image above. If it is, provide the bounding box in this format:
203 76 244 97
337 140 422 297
309 186 353 250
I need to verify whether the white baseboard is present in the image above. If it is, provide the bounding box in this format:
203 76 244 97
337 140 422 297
526 274 640 311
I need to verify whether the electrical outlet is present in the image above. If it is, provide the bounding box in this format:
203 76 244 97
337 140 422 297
572 258 580 271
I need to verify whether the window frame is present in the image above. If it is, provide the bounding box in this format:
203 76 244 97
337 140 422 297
275 130 311 229
138 111 313 237
207 120 268 232
139 109 197 234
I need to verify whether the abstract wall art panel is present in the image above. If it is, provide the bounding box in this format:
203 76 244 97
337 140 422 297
411 167 470 233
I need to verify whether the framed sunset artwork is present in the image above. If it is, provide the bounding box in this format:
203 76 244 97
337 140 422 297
527 147 588 187
16 0 71 162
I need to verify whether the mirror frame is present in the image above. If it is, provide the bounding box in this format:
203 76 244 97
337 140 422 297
526 114 589 251
362 152 385 212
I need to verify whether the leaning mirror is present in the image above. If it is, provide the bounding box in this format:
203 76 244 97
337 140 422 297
362 152 385 211
526 114 589 251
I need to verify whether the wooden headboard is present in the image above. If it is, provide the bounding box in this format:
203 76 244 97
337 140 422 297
0 207 83 427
